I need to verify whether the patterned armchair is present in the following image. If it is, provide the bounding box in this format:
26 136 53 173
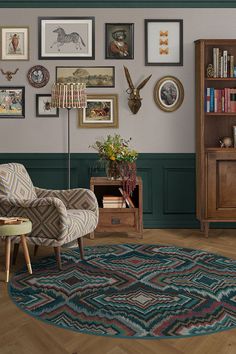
0 163 99 269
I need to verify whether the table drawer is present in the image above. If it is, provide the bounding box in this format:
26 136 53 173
96 208 138 232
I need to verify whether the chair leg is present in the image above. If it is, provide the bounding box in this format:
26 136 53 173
34 245 39 256
54 246 62 270
12 243 19 265
78 237 84 260
21 235 32 275
5 238 11 283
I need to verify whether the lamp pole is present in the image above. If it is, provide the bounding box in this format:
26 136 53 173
67 107 71 189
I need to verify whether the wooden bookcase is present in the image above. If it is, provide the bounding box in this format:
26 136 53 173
195 39 236 237
90 176 143 239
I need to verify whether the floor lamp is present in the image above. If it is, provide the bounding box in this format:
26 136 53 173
51 83 87 189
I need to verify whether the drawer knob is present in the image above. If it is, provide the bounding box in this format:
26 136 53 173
111 218 121 225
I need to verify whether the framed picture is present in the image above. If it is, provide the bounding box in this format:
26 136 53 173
78 94 118 128
27 65 50 88
56 66 115 88
38 17 95 60
145 19 183 66
153 76 184 112
0 27 29 60
105 23 134 59
0 87 25 118
36 94 59 117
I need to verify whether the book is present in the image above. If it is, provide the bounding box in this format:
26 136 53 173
206 88 210 112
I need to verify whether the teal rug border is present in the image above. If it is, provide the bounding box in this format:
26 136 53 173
8 243 236 340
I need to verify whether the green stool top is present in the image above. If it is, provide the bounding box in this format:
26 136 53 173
0 220 32 237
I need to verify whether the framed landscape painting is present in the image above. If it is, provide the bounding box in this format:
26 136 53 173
78 94 118 128
1 27 29 60
0 87 25 118
56 66 115 87
38 17 95 60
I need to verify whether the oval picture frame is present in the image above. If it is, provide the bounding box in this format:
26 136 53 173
27 65 50 88
153 76 184 112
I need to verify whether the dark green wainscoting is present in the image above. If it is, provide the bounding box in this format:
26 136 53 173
0 153 199 229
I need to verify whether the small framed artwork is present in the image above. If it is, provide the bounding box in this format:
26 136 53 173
78 94 118 128
105 23 134 59
0 87 25 118
0 27 29 60
56 66 115 88
36 94 59 117
145 19 183 66
27 65 50 88
38 17 95 60
153 76 184 112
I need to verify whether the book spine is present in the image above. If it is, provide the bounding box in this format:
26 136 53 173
206 88 211 113
223 50 228 78
221 89 225 112
213 48 217 78
230 55 234 78
228 88 231 112
214 89 218 113
210 88 214 112
233 126 236 147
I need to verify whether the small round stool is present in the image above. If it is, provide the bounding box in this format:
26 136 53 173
0 220 32 282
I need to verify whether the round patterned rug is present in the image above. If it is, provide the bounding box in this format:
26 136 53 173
9 244 236 339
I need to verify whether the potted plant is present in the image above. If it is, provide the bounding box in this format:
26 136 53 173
91 134 138 196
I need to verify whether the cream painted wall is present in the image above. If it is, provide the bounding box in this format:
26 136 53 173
0 8 236 153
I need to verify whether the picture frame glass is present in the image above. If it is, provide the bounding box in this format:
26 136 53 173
0 87 25 118
159 80 179 108
1 27 29 60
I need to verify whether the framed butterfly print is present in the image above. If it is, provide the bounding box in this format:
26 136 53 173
145 19 183 66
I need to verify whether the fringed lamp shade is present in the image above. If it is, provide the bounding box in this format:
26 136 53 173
51 83 87 109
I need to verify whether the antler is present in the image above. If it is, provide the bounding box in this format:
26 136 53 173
0 69 6 75
137 74 152 90
12 68 19 75
124 66 134 90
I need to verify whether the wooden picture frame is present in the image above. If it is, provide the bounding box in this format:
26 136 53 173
78 94 118 128
27 65 50 88
38 17 95 60
153 76 184 112
105 23 134 59
0 86 25 118
0 27 29 60
145 19 183 66
56 66 115 87
36 94 59 117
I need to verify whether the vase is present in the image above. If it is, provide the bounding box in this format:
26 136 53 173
106 160 121 180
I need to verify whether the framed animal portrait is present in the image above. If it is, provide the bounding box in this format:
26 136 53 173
0 27 29 60
27 65 50 88
36 94 59 117
153 76 184 112
38 17 95 60
105 23 134 59
145 19 183 66
78 94 118 128
0 87 25 118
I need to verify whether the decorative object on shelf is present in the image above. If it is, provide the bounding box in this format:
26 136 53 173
124 65 152 114
27 65 50 88
145 19 183 66
105 23 134 59
78 94 118 128
90 134 138 196
0 86 25 119
56 66 115 88
0 68 19 81
153 76 184 112
36 94 59 117
51 82 87 188
219 136 233 148
38 17 95 60
0 27 29 60
206 63 214 78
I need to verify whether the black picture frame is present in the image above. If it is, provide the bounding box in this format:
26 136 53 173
145 19 183 66
105 23 134 59
0 86 25 118
55 66 115 88
36 94 59 117
38 17 95 60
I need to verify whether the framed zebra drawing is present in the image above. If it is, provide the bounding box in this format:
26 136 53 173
38 17 95 60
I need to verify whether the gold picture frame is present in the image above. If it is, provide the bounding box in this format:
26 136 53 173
78 94 118 128
153 76 184 112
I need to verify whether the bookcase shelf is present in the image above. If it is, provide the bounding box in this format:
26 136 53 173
195 39 236 237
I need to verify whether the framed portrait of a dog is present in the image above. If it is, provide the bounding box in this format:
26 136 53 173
105 23 134 59
38 17 95 60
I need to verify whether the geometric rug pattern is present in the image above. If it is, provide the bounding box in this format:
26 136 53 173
8 244 236 339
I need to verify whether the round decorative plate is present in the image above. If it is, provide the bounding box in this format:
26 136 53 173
27 65 50 88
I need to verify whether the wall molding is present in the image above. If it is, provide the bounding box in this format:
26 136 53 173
0 0 236 8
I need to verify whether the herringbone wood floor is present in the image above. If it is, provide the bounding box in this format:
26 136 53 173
0 228 236 354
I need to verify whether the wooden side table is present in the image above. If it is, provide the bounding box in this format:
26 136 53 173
90 176 143 239
0 219 32 282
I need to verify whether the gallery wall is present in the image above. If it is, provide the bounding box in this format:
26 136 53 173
1 8 236 154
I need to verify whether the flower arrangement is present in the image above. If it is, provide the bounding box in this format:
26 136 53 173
91 134 138 196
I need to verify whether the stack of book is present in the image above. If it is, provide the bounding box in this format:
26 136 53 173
212 48 235 78
206 87 236 112
103 196 126 208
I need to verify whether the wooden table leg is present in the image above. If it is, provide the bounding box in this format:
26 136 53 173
21 235 32 274
78 237 84 260
5 238 11 283
54 246 62 270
